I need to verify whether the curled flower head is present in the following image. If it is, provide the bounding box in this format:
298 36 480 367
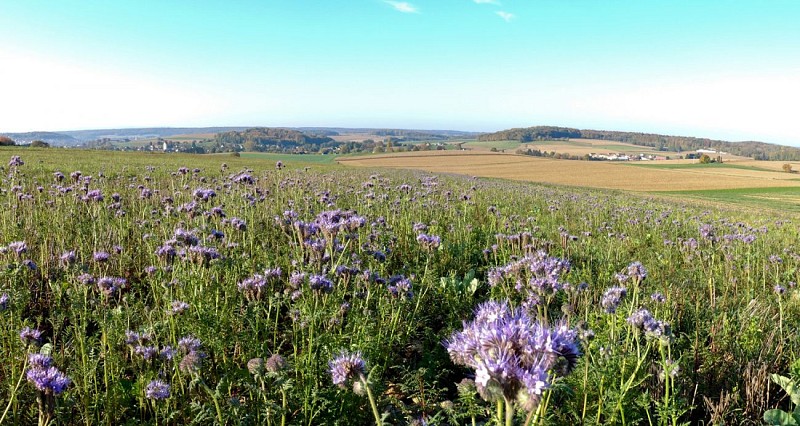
266 353 287 373
247 358 265 375
328 350 367 388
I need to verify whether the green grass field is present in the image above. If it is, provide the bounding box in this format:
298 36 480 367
661 186 800 212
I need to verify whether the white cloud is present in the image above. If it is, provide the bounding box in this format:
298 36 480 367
496 11 514 22
474 0 501 5
384 1 419 13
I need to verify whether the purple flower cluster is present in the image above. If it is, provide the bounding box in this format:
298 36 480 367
238 268 282 300
8 155 24 167
97 276 126 297
145 379 171 400
328 350 367 388
0 293 8 311
416 233 441 251
176 336 206 374
5 241 27 256
487 250 571 297
26 354 71 395
387 275 413 299
309 274 334 293
626 308 673 343
601 286 627 313
445 300 580 410
315 209 366 238
20 327 43 346
193 188 217 202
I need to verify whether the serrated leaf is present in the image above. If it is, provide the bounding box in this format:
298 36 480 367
764 409 798 425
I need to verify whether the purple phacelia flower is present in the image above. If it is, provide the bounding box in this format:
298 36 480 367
135 345 159 360
22 259 37 270
93 251 110 262
774 284 787 295
8 156 24 167
160 346 176 360
170 300 190 314
626 261 647 283
416 233 441 251
77 273 95 286
7 241 27 256
60 250 77 265
20 327 43 345
601 286 627 314
26 366 71 395
444 299 580 408
328 350 367 388
87 189 103 202
0 293 8 311
309 274 333 293
627 308 673 343
97 277 125 296
179 350 205 374
178 336 202 353
145 380 170 400
651 292 666 303
387 275 413 299
28 353 54 369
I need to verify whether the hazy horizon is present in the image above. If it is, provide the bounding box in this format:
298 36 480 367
2 1 799 145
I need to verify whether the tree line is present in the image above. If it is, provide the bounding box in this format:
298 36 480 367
479 126 800 160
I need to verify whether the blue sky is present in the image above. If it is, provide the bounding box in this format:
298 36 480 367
1 1 799 144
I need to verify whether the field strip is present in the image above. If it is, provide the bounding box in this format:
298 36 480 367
338 151 800 192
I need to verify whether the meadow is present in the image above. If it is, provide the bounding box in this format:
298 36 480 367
1 147 800 425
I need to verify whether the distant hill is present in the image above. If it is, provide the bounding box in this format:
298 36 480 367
0 131 78 145
61 127 252 144
479 126 800 161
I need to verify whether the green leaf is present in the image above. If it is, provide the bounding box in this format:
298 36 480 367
772 374 800 406
764 409 798 425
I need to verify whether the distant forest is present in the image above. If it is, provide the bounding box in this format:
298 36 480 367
479 126 800 160
214 128 337 152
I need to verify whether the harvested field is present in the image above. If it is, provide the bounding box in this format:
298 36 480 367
338 151 800 192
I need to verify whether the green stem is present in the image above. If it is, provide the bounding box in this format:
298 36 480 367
0 356 28 424
360 374 383 426
505 397 514 426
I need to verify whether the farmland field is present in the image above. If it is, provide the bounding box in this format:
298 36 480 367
338 151 800 193
2 147 800 425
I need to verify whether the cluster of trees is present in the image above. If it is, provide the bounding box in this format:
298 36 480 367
0 137 50 147
214 128 337 153
479 126 581 142
482 126 800 160
516 147 591 161
372 129 451 141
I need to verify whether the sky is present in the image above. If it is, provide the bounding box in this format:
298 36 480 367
1 0 799 145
